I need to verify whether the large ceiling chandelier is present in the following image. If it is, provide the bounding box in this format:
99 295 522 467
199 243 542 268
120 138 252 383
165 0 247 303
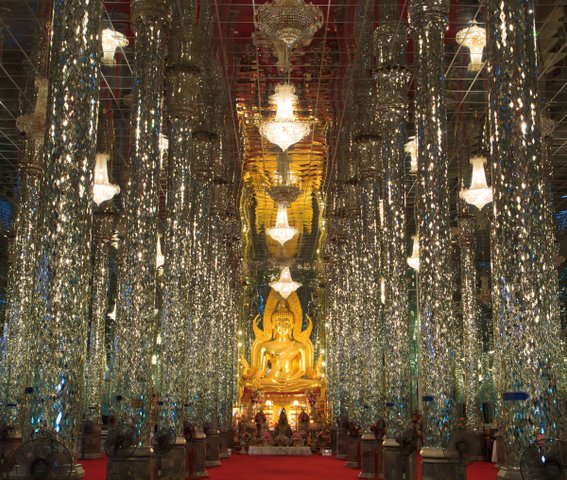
456 23 486 72
93 153 120 206
460 155 493 210
156 233 165 268
405 136 418 174
101 28 129 67
255 0 323 49
407 235 420 272
267 203 298 246
270 266 302 299
260 83 310 151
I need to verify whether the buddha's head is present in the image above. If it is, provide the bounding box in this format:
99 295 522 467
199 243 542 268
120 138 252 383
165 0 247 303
272 303 294 338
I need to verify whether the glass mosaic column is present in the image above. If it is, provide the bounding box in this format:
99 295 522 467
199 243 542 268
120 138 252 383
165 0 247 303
159 8 200 435
112 0 171 444
486 0 563 475
0 73 47 431
85 212 114 424
374 12 411 441
352 9 384 428
458 215 482 430
26 0 101 453
409 0 456 463
186 130 214 431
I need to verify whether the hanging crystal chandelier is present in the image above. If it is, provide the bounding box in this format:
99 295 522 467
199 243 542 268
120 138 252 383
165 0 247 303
270 266 302 299
407 235 420 271
405 136 418 174
159 134 169 168
460 155 493 210
101 28 129 66
259 83 310 151
255 0 323 49
267 203 298 246
456 23 486 72
156 233 165 268
93 153 120 206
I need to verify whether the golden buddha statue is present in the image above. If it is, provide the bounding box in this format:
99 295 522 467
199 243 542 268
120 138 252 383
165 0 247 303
240 291 323 393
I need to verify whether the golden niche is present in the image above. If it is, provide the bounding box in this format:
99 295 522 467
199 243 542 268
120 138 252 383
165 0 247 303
240 290 323 393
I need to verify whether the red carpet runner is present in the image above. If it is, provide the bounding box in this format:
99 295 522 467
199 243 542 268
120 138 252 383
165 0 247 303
81 454 498 479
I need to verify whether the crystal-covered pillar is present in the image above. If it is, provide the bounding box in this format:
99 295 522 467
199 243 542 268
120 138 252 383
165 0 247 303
409 0 455 455
352 8 384 428
26 0 101 452
541 119 567 412
0 75 47 430
356 140 383 427
159 8 200 435
186 131 214 430
486 0 563 474
112 0 171 443
85 213 114 422
457 215 481 430
374 14 411 441
85 212 114 421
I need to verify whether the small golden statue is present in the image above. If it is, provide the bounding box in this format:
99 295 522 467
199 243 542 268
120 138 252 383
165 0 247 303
240 290 323 393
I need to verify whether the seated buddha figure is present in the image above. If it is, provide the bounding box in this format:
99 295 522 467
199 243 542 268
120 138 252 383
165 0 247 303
241 291 323 392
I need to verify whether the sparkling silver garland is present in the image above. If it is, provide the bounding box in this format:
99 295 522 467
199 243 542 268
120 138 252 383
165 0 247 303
486 0 563 469
26 0 101 450
85 213 114 421
409 0 455 448
374 15 411 439
112 0 171 444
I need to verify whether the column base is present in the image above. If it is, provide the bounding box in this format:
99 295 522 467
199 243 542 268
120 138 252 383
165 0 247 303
205 429 222 467
383 438 417 480
330 428 337 454
358 433 382 479
187 433 208 478
78 421 102 459
0 425 21 474
336 429 347 460
346 434 361 469
219 428 230 458
153 436 185 480
497 466 523 479
12 463 84 480
227 428 234 450
107 446 151 480
420 447 458 480
100 427 108 455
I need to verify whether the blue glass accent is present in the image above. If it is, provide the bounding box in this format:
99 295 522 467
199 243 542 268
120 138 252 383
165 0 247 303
0 198 12 230
502 391 529 401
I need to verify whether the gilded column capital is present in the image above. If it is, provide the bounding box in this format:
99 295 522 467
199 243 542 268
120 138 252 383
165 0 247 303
191 130 214 179
167 18 202 109
373 22 410 117
93 211 115 243
210 181 230 217
374 67 410 115
457 215 475 246
356 136 381 180
166 67 201 120
131 0 172 26
408 0 449 29
373 22 407 67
